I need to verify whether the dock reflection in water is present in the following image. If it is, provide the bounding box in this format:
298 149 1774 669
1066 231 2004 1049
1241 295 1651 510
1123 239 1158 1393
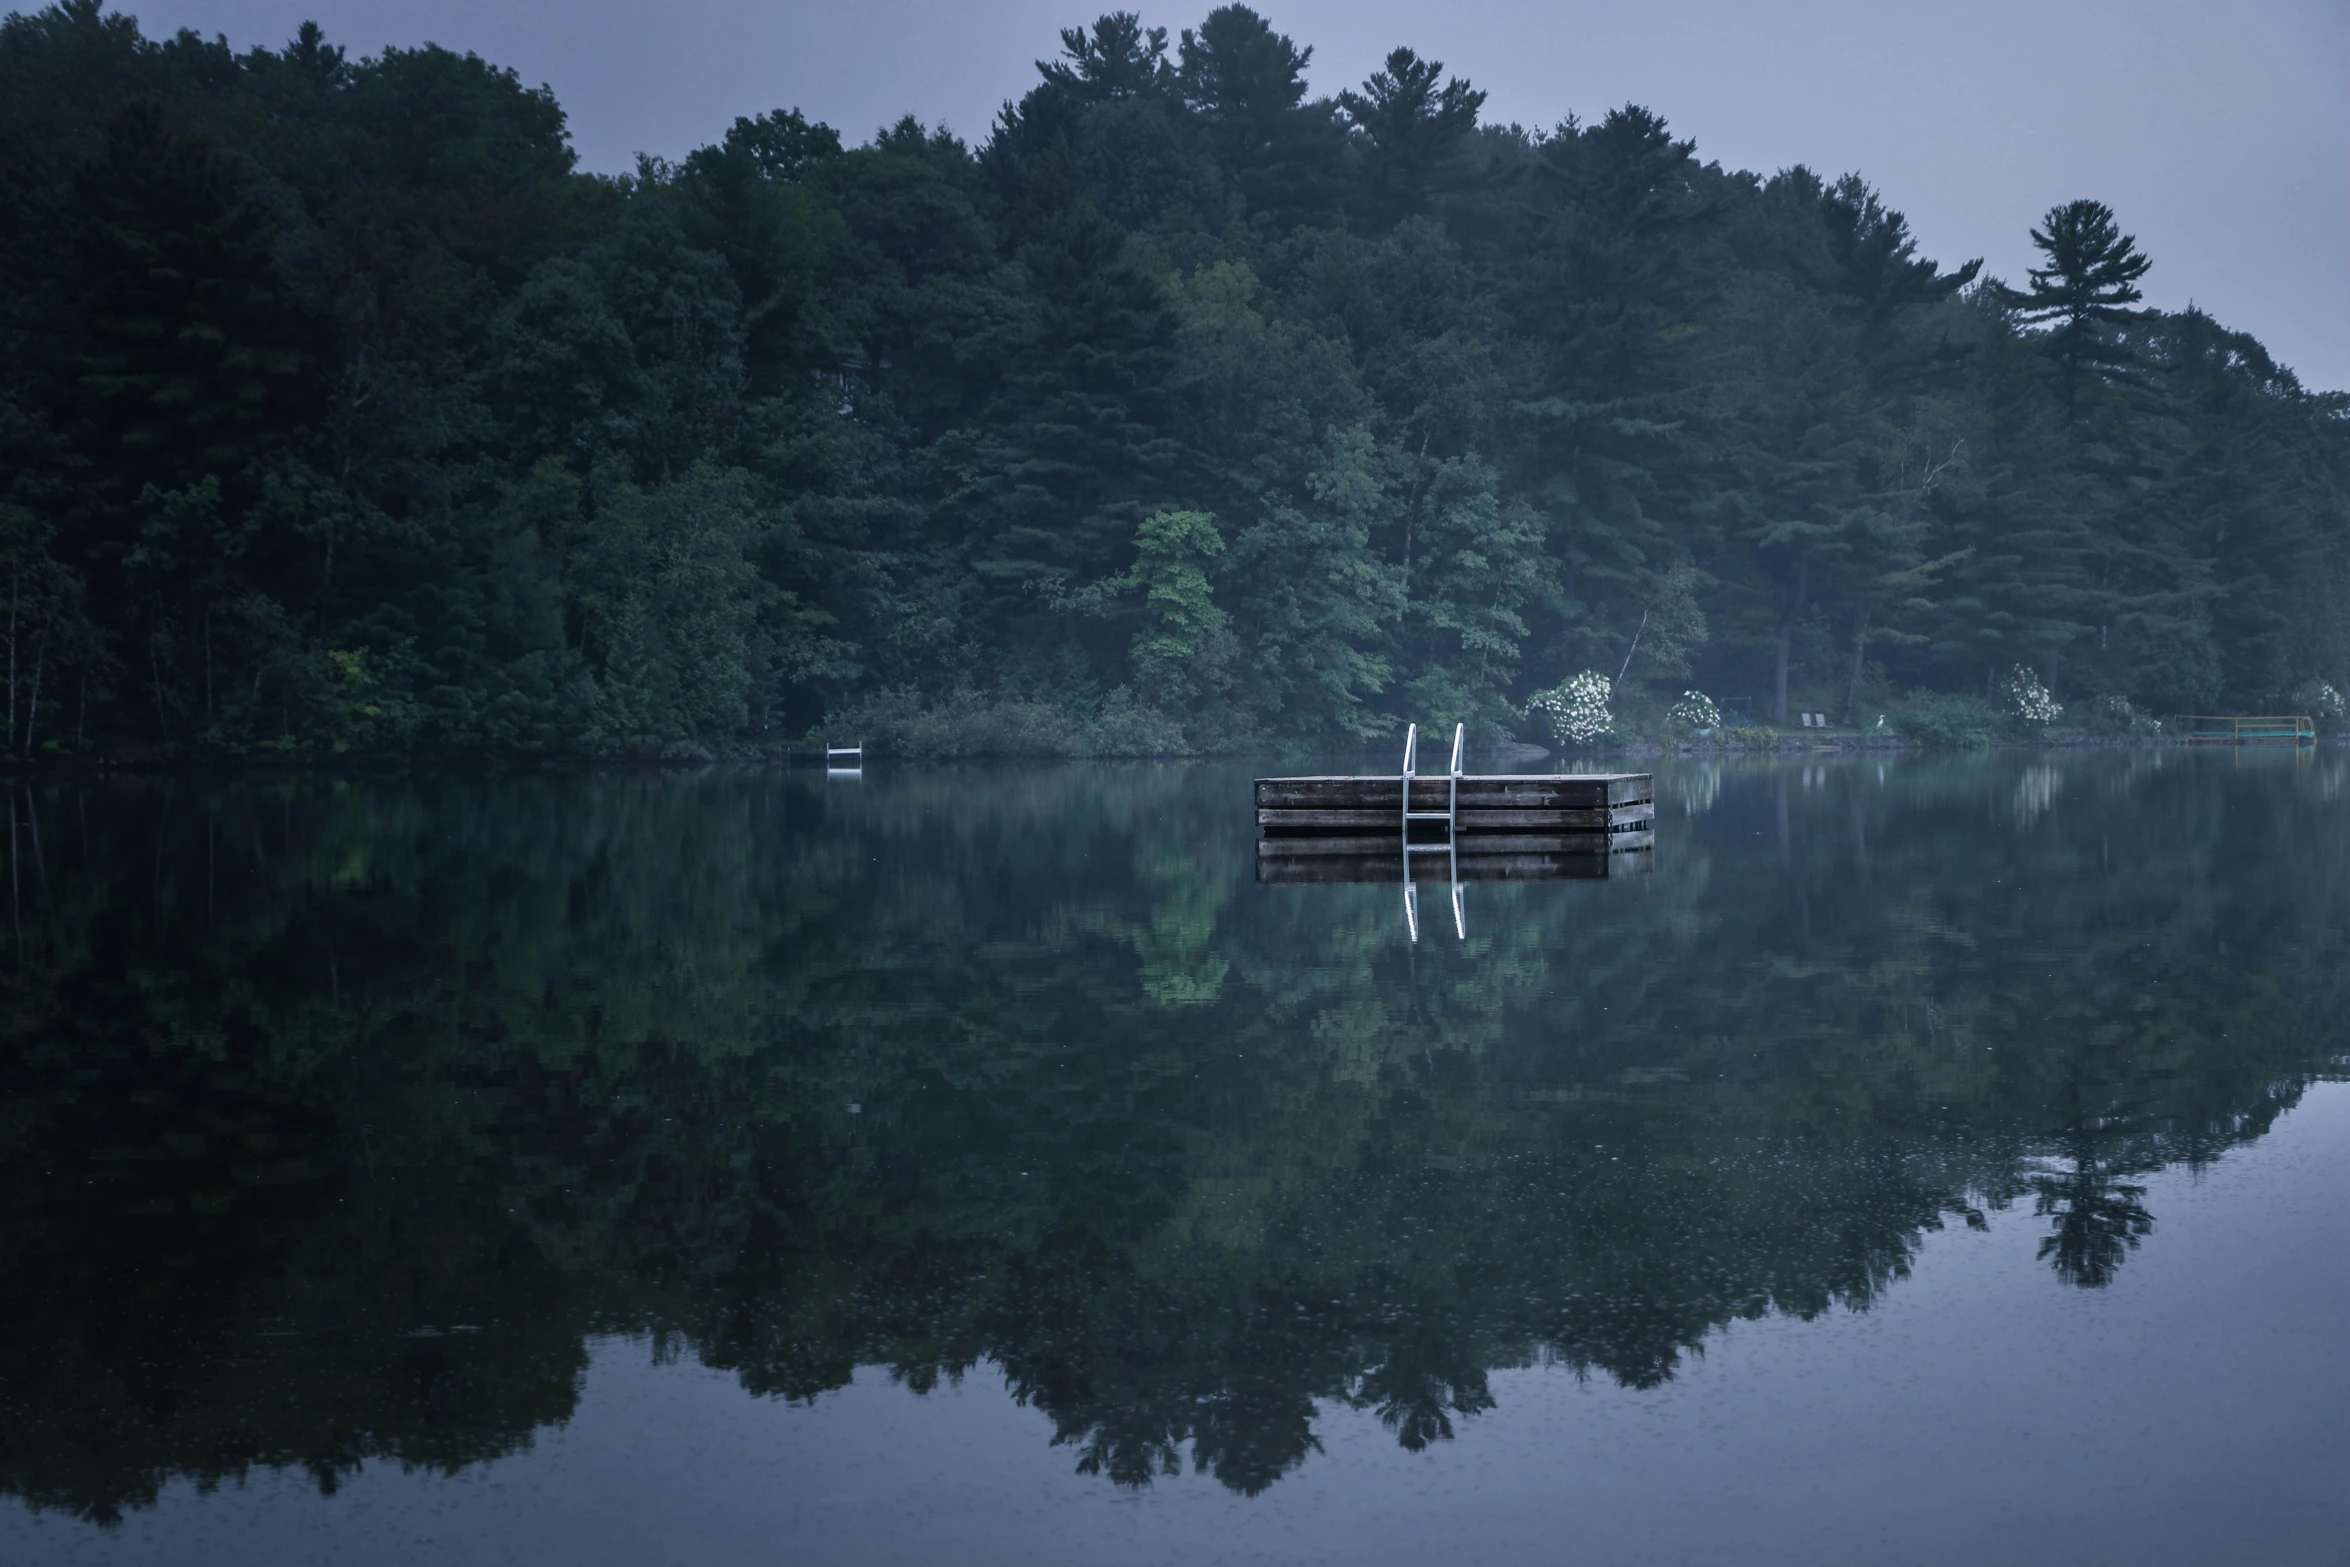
0 753 2345 1549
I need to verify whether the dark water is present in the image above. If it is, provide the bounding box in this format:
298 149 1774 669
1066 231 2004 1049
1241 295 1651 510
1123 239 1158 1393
3 752 2347 1565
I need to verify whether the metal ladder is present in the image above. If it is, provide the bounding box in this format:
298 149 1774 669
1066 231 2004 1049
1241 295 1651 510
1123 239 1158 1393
1400 723 1467 942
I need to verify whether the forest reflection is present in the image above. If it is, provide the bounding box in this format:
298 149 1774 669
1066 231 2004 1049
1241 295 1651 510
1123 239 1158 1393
1 752 2345 1518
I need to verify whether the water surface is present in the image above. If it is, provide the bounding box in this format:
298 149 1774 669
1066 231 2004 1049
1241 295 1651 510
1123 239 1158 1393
2 752 2345 1564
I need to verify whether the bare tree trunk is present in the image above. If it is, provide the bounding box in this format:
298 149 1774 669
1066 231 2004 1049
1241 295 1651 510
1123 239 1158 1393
23 635 43 757
204 605 214 724
150 634 170 744
1842 610 1868 724
1616 609 1648 684
1398 519 1414 627
1774 558 1809 725
1774 625 1790 726
24 785 43 896
6 573 17 757
319 511 336 638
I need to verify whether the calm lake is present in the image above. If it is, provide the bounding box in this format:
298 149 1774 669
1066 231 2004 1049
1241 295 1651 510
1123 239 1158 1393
2 752 2347 1565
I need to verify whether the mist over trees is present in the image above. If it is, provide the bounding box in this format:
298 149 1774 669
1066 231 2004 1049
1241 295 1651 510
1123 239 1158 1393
1 1 2344 758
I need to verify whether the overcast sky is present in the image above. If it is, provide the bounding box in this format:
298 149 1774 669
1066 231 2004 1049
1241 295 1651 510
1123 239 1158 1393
122 0 2350 391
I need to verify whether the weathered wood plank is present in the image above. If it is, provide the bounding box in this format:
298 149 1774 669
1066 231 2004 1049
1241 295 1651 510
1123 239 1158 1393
1257 835 1457 856
1257 808 1423 828
1444 830 1652 855
1256 829 1653 858
1256 774 1652 798
1255 775 1651 811
1257 804 1653 831
1257 848 1652 884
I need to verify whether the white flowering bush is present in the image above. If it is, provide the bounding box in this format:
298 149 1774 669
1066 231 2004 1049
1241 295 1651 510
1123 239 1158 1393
2292 679 2346 721
1529 670 1613 745
1666 690 1721 730
2085 693 2161 736
2003 665 2062 726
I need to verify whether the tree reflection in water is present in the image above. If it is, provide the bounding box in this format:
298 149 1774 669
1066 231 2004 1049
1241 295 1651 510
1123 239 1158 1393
0 753 2344 1518
2033 1136 2158 1289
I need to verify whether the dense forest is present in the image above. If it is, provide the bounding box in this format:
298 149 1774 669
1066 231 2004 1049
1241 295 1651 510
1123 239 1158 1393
1 2 2345 759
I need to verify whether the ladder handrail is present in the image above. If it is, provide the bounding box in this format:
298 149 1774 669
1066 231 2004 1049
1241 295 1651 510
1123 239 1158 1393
1448 721 1462 838
1401 723 1415 941
1401 720 1469 943
1449 721 1464 939
1400 723 1418 842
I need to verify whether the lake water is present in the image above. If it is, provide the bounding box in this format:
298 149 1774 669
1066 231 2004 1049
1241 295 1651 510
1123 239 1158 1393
2 752 2346 1565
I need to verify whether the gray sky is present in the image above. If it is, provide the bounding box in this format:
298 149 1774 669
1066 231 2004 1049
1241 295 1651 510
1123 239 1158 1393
124 0 2350 390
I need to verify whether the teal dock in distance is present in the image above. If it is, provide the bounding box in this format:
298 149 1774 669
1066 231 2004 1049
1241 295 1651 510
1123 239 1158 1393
2172 715 2317 745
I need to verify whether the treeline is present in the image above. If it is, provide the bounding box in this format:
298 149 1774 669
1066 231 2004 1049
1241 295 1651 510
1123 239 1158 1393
1 2 2345 759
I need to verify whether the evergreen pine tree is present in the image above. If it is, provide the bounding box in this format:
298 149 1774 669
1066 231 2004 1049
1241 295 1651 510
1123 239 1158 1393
1177 5 1340 230
1338 48 1485 231
73 103 304 487
1999 199 2152 411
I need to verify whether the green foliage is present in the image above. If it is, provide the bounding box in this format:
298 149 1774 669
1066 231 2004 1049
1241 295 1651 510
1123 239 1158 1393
0 5 2342 759
1338 47 1484 229
1894 689 1997 747
1125 507 1227 703
584 462 763 755
73 103 305 481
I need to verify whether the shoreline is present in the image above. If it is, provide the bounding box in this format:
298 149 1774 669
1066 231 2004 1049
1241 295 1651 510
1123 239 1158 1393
0 730 2337 777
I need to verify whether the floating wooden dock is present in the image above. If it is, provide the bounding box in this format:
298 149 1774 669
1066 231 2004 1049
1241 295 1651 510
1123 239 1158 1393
1255 723 1653 908
2172 715 2315 745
